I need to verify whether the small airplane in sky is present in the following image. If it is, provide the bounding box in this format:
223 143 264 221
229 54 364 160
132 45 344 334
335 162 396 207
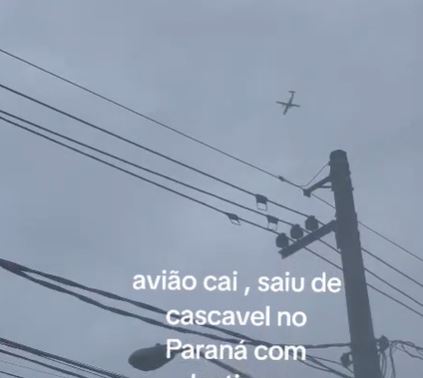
276 91 300 115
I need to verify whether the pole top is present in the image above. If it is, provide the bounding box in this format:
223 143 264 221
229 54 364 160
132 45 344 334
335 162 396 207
330 150 347 161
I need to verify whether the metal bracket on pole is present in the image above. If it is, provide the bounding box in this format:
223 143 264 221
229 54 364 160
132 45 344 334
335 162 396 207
279 220 336 259
303 176 331 197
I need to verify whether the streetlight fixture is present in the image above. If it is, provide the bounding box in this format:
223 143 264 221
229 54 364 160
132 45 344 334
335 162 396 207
128 344 253 377
128 344 177 371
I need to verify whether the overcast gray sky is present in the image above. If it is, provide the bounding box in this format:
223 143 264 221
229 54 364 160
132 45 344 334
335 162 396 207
0 1 422 377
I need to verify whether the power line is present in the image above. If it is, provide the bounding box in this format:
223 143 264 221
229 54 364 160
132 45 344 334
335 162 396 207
2 113 420 321
0 46 414 378
0 115 275 234
0 349 90 378
318 240 423 309
0 47 278 180
0 82 308 219
0 258 262 346
0 272 351 378
0 109 294 228
0 339 125 378
362 246 423 289
0 370 26 378
359 222 423 264
304 200 423 299
293 239 423 320
315 240 423 319
0 260 351 378
2 47 420 272
3 112 421 325
0 116 352 376
300 223 422 295
0 359 70 378
0 257 349 352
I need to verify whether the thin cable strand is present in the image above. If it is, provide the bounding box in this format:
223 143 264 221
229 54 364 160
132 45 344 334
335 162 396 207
318 240 423 309
0 83 307 218
2 48 420 270
0 370 26 378
0 47 278 179
299 244 423 319
0 359 70 378
362 246 423 289
0 110 294 227
0 116 274 234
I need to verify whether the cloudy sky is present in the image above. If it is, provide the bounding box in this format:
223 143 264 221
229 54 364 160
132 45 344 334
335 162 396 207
0 0 422 377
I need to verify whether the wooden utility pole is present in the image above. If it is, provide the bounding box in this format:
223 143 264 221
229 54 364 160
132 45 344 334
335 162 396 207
278 150 382 378
329 150 381 378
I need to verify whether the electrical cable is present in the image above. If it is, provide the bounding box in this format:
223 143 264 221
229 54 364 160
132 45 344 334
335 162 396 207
359 222 423 264
362 247 423 289
0 258 350 353
0 83 308 219
0 339 125 378
0 259 351 378
0 110 294 228
0 47 401 378
0 349 90 378
0 47 278 180
0 116 275 234
298 243 423 320
0 359 70 378
318 240 423 310
0 370 26 378
2 48 420 271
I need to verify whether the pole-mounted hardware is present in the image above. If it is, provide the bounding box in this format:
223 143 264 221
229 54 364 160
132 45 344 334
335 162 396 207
277 220 336 259
303 175 331 197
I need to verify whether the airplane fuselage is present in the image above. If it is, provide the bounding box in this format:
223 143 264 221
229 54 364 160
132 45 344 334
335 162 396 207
276 91 300 115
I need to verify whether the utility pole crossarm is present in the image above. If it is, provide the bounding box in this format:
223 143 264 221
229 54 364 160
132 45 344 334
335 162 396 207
303 175 331 197
279 220 336 258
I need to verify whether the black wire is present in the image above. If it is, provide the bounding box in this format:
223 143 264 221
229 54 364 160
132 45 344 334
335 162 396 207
0 259 263 347
0 257 350 352
0 359 80 378
0 116 275 234
359 222 423 264
0 118 355 376
0 47 278 180
0 350 90 378
3 47 420 270
0 258 352 378
298 180 423 265
311 219 423 293
0 110 294 228
0 339 125 378
319 240 423 310
0 83 308 219
0 370 26 378
0 261 249 346
299 243 423 320
362 246 423 289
